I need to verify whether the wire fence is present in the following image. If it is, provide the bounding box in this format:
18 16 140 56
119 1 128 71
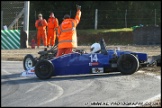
29 9 162 30
1 1 161 30
1 1 24 30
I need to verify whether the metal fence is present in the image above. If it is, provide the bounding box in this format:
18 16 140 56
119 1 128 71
1 1 24 30
31 9 161 30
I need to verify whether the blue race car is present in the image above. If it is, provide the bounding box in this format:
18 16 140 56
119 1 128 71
22 38 149 80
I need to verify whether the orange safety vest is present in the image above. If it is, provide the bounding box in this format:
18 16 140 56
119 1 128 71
48 17 59 29
57 10 81 49
35 19 48 30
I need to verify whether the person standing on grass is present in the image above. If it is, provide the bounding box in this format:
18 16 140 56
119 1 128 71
35 13 48 51
47 12 59 48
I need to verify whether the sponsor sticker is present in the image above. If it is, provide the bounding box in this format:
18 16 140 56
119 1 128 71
89 62 99 66
26 69 35 74
92 67 104 73
30 69 35 72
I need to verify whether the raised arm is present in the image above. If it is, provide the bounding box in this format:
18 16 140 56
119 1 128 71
74 5 81 26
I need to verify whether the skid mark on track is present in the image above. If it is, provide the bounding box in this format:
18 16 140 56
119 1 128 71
141 72 161 107
25 84 42 93
61 80 94 99
142 94 161 105
2 61 22 62
2 61 161 107
1 69 19 98
37 82 64 106
130 71 161 107
2 69 12 75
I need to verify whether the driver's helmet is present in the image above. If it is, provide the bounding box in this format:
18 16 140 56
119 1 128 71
90 43 101 53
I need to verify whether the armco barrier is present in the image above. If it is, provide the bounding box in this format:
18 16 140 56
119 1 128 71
1 30 20 49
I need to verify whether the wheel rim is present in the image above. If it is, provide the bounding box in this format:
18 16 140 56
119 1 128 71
25 58 33 70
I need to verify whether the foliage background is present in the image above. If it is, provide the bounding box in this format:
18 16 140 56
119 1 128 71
29 1 161 30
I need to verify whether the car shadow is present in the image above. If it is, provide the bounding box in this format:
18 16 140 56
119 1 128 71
1 72 127 85
1 73 22 79
50 72 125 81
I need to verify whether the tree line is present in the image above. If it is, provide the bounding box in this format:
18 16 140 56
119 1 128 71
29 1 161 30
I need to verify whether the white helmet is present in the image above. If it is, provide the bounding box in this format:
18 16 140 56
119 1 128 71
90 43 101 53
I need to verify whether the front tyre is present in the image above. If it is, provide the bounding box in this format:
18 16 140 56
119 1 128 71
117 54 139 75
35 60 54 80
23 54 37 70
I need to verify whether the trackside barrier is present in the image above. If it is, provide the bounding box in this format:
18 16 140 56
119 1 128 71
1 30 20 49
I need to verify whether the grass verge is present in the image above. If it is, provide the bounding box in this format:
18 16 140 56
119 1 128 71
78 28 133 35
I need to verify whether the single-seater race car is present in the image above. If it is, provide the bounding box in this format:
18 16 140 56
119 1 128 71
23 44 85 70
21 38 154 80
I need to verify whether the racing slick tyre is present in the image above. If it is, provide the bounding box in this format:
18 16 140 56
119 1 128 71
23 54 37 70
35 60 54 80
117 54 139 75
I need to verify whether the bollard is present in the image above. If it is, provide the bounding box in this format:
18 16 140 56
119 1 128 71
31 39 35 49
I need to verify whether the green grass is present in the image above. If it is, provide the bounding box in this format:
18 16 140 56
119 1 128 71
78 28 133 35
29 28 133 35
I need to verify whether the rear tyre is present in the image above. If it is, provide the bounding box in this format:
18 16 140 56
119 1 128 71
35 60 54 80
23 54 37 70
117 54 139 75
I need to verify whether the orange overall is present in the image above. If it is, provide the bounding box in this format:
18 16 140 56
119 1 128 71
35 19 48 47
56 10 81 57
47 17 59 46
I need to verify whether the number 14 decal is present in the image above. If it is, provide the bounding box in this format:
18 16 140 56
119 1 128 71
89 54 98 62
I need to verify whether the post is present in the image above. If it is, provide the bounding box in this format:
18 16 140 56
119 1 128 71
35 11 36 21
1 11 3 30
155 9 156 26
70 10 71 17
94 9 98 30
15 12 19 30
23 1 30 48
125 9 127 28
17 16 19 29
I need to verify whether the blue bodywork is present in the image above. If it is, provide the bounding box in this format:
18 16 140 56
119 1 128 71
49 49 148 76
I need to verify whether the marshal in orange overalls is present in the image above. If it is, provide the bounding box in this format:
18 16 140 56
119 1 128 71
56 9 81 57
35 14 48 48
47 12 59 47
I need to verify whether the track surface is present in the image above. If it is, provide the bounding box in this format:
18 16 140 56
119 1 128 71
1 61 161 107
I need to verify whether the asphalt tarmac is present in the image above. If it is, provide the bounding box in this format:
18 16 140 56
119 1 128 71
1 61 161 107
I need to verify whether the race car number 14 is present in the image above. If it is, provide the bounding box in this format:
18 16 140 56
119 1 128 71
90 54 98 62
